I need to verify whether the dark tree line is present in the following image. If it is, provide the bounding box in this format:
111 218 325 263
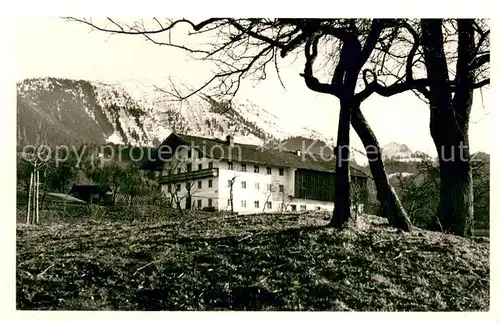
17 144 160 208
66 18 489 236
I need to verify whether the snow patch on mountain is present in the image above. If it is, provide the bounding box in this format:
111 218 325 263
381 142 429 162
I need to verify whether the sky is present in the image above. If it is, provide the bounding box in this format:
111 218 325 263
16 17 491 156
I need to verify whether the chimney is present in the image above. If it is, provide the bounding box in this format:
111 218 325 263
226 135 234 146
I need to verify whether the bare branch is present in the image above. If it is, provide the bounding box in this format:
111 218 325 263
299 35 340 96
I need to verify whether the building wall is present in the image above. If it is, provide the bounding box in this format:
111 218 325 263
160 147 221 210
285 198 336 212
158 144 364 213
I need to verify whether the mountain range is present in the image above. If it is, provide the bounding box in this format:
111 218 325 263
18 77 476 165
17 77 333 148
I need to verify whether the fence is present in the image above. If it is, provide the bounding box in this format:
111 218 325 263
113 193 170 206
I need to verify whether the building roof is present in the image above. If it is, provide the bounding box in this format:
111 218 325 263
46 192 87 204
141 132 367 177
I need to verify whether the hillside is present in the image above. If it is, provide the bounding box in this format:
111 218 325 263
16 77 332 148
16 210 489 310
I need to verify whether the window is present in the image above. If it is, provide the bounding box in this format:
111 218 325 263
208 180 213 188
186 163 192 172
176 184 181 192
290 204 297 211
208 199 213 207
266 167 272 175
254 165 259 173
198 181 202 189
254 200 260 208
300 205 307 211
254 182 260 190
316 206 321 211
267 201 272 209
167 185 171 193
267 184 272 191
187 149 192 159
279 184 284 193
279 168 284 176
241 200 247 207
197 200 202 208
241 181 247 189
208 162 213 169
198 151 202 159
241 164 247 172
228 162 233 170
280 203 285 210
227 199 231 206
177 168 181 174
198 164 203 171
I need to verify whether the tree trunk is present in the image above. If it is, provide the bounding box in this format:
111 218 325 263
434 142 474 235
229 183 234 216
40 169 48 211
351 107 412 231
422 19 475 236
35 170 40 224
27 171 33 224
330 99 352 227
430 107 474 235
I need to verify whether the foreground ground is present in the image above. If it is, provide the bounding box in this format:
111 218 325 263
16 209 489 310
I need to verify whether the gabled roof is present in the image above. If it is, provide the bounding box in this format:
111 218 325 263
141 132 367 177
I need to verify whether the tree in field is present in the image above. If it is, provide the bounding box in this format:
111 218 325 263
262 181 279 213
162 158 200 215
350 175 368 220
375 19 490 235
394 158 441 229
227 175 237 215
67 17 433 231
19 145 51 224
279 186 295 213
420 19 489 235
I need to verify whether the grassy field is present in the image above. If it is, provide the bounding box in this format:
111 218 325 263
16 210 489 311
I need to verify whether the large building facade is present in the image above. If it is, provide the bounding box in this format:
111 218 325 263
142 133 368 214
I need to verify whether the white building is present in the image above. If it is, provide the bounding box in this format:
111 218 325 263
142 132 368 214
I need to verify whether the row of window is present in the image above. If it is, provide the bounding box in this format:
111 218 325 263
228 180 284 192
172 160 286 176
227 200 317 211
167 179 213 193
227 162 284 176
183 161 213 173
192 198 323 211
231 200 271 209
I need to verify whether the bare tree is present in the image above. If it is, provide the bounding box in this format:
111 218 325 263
279 187 295 213
227 175 237 215
262 181 279 213
68 18 472 231
394 157 441 229
350 176 365 221
21 145 50 224
374 19 489 235
162 158 200 215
